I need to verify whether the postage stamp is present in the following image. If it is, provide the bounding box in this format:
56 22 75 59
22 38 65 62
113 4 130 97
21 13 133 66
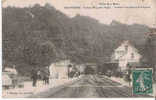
132 68 153 95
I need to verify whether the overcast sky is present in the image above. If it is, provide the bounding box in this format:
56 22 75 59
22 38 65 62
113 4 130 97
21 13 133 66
2 0 156 28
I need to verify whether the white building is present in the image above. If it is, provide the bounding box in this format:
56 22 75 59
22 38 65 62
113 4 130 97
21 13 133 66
49 60 72 79
2 66 18 87
111 41 142 71
4 66 18 75
76 64 86 74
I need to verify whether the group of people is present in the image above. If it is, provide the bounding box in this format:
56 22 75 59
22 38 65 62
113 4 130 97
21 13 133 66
68 64 81 78
31 67 50 87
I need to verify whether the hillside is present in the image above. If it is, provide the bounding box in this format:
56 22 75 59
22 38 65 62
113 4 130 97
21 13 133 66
2 4 151 75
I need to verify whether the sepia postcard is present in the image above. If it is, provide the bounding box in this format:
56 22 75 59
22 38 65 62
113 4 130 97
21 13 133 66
2 0 156 98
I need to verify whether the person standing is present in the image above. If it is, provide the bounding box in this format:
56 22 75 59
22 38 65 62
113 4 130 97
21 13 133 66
31 68 38 87
43 66 50 85
45 66 50 84
37 69 41 80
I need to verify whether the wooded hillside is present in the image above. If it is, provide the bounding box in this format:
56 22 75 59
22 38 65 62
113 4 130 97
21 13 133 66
2 4 151 75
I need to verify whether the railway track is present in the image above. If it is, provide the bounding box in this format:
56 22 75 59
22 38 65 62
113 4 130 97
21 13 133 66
30 75 153 98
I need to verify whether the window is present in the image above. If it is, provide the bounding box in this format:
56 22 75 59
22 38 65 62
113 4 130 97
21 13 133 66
131 53 134 59
125 45 128 51
117 51 124 55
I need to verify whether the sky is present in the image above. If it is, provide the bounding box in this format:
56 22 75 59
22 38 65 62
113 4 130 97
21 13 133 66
2 0 156 28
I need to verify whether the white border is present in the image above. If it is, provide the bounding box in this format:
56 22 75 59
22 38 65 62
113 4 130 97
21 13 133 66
0 0 2 98
0 1 155 100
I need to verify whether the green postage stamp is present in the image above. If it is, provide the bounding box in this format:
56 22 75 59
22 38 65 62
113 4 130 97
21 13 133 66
132 68 153 95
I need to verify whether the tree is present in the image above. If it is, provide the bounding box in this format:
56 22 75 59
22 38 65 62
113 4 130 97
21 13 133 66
22 39 57 68
144 29 156 81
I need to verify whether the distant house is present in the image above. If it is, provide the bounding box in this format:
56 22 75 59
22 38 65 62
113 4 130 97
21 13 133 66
83 63 97 74
49 60 73 79
98 62 119 74
2 66 18 87
111 40 142 71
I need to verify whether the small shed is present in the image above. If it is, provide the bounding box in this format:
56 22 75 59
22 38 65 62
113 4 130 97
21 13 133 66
49 60 72 79
98 62 119 74
84 63 97 74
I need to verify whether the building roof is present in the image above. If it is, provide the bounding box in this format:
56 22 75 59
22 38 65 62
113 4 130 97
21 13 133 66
84 63 97 66
115 40 139 53
128 62 141 67
4 67 18 75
